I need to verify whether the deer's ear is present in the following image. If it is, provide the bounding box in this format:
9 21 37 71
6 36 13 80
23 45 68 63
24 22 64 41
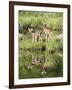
28 28 30 31
28 28 33 32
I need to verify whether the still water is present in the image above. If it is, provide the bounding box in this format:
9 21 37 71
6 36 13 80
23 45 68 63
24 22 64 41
19 50 63 79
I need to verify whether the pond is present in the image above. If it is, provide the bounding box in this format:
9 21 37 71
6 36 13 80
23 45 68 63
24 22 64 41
19 49 63 79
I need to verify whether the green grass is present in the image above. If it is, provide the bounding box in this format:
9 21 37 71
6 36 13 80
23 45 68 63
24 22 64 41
18 11 63 79
19 31 63 52
19 11 63 34
19 50 63 79
19 31 63 79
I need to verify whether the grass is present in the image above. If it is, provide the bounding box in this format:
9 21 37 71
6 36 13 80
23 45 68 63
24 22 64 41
19 11 63 34
19 50 63 79
19 31 63 79
19 31 63 52
18 11 63 79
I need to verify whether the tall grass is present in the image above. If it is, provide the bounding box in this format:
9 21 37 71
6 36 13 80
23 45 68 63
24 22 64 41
19 11 63 34
19 11 63 79
19 50 63 79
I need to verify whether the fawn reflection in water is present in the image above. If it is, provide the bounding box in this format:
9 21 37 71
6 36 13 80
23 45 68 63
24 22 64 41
19 50 63 79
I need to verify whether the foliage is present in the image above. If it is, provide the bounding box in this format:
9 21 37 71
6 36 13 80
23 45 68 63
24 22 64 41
18 11 63 79
19 11 63 34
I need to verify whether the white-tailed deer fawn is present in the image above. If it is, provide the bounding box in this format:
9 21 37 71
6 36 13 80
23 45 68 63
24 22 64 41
28 28 42 43
42 22 53 42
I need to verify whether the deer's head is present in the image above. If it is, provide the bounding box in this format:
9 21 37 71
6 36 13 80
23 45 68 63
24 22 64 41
28 28 33 33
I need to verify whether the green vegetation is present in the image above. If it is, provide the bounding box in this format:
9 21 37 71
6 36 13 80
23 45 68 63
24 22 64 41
19 50 63 79
19 11 63 79
19 11 63 34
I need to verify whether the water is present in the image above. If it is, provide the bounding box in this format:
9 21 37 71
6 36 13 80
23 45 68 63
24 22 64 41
19 49 63 79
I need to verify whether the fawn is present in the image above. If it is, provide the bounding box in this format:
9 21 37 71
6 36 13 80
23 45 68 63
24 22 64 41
42 22 53 42
28 28 42 43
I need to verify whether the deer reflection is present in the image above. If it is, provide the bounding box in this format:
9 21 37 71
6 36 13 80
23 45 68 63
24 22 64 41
31 52 45 66
31 51 49 74
24 51 50 76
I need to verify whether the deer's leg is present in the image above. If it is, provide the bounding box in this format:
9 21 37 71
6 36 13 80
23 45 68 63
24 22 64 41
32 36 34 42
39 36 41 43
36 35 39 42
47 34 49 42
39 33 42 43
34 35 36 42
37 35 40 42
39 35 42 43
32 34 34 43
49 32 52 40
45 34 48 42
